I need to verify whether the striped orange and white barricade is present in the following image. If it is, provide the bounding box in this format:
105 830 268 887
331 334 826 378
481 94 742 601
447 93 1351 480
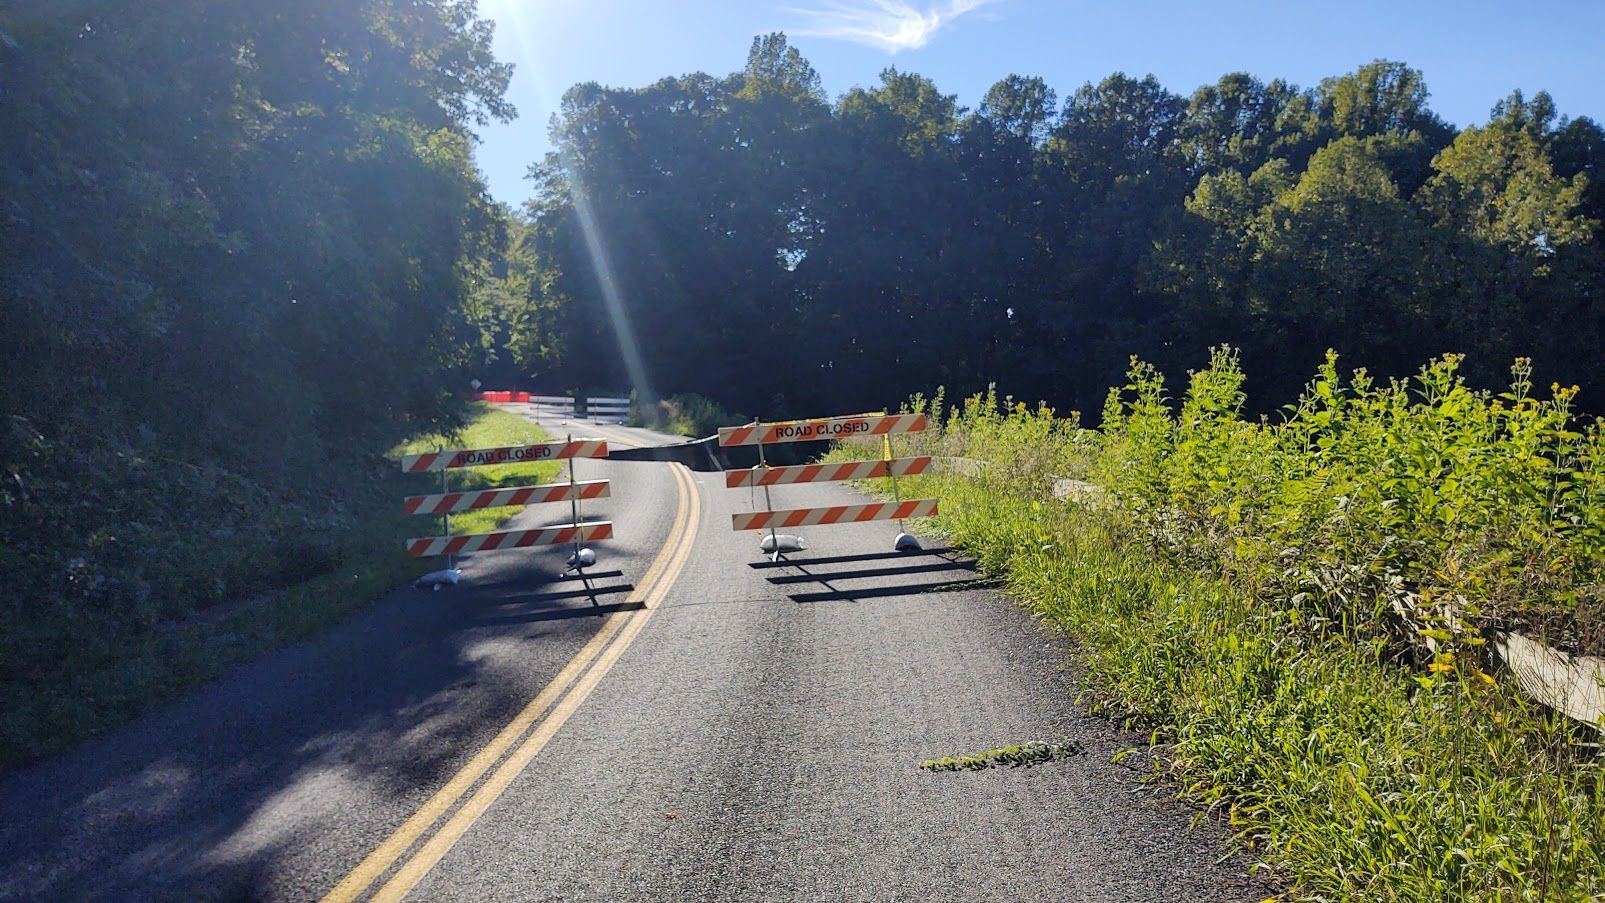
400 435 611 584
715 412 927 447
405 521 613 558
399 438 605 472
402 480 609 516
723 456 933 489
717 413 936 559
731 499 938 531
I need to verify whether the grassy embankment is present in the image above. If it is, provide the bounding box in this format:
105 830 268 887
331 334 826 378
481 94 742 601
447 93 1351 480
834 349 1604 901
0 404 555 769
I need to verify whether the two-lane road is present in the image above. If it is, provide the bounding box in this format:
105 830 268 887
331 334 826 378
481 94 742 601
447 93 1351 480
0 417 1269 901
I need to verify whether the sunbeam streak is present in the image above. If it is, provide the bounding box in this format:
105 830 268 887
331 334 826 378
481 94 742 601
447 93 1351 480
485 0 658 407
567 175 657 407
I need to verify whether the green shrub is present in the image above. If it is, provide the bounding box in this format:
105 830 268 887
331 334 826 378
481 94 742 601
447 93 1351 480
631 393 748 438
1091 347 1604 655
832 351 1605 899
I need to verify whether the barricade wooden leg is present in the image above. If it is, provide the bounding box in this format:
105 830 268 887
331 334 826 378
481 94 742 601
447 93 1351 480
757 427 783 561
884 430 921 551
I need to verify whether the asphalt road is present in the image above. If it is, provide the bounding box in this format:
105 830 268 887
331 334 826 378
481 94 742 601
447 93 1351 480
0 415 1271 901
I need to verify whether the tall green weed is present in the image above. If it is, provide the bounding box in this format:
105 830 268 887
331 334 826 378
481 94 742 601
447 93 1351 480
835 351 1605 899
1092 348 1603 655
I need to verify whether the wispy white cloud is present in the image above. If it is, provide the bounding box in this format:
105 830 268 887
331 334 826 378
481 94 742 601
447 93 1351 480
787 0 997 54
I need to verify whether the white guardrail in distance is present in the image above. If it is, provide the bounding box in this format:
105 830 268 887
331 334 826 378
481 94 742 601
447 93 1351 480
529 396 576 418
586 395 630 424
500 394 629 424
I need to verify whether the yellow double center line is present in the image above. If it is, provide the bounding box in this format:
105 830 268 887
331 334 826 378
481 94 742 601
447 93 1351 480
323 433 700 902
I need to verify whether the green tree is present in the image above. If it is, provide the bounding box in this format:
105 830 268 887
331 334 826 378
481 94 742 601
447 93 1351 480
1316 60 1454 193
1179 73 1321 175
0 0 517 759
978 74 1057 145
1019 74 1189 405
1549 116 1605 245
1419 121 1600 387
505 39 1605 417
1423 125 1591 252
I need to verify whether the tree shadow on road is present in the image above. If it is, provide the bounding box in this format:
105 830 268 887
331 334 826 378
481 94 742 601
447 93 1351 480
0 547 639 901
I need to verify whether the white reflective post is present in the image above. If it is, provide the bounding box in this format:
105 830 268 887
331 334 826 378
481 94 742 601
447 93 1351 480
440 446 454 571
756 420 783 561
567 431 583 569
884 421 921 551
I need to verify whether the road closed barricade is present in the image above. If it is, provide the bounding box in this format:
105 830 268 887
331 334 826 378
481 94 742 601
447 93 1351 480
402 480 610 515
716 412 927 446
400 436 613 584
399 439 606 472
405 521 613 558
732 498 938 531
724 456 933 488
717 413 937 559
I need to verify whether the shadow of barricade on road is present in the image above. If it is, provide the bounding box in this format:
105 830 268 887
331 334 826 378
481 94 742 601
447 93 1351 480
746 547 986 604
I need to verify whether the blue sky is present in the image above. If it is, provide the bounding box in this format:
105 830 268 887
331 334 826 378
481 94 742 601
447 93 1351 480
473 0 1605 205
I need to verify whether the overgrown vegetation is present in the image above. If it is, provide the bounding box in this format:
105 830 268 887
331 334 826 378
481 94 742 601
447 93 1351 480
0 404 547 769
837 353 1605 899
2 0 516 767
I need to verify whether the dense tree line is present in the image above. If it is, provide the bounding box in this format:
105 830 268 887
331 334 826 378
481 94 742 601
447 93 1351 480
2 0 511 471
0 0 514 761
502 35 1604 419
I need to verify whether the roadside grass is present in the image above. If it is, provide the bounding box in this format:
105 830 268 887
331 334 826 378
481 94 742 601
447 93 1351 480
830 354 1605 900
1 403 551 770
395 404 562 537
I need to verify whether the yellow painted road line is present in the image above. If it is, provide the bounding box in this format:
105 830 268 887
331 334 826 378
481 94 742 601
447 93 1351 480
323 426 699 902
370 461 700 902
319 615 626 902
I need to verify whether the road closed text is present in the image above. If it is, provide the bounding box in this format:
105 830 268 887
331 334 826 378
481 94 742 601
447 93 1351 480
717 413 928 447
400 439 608 472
